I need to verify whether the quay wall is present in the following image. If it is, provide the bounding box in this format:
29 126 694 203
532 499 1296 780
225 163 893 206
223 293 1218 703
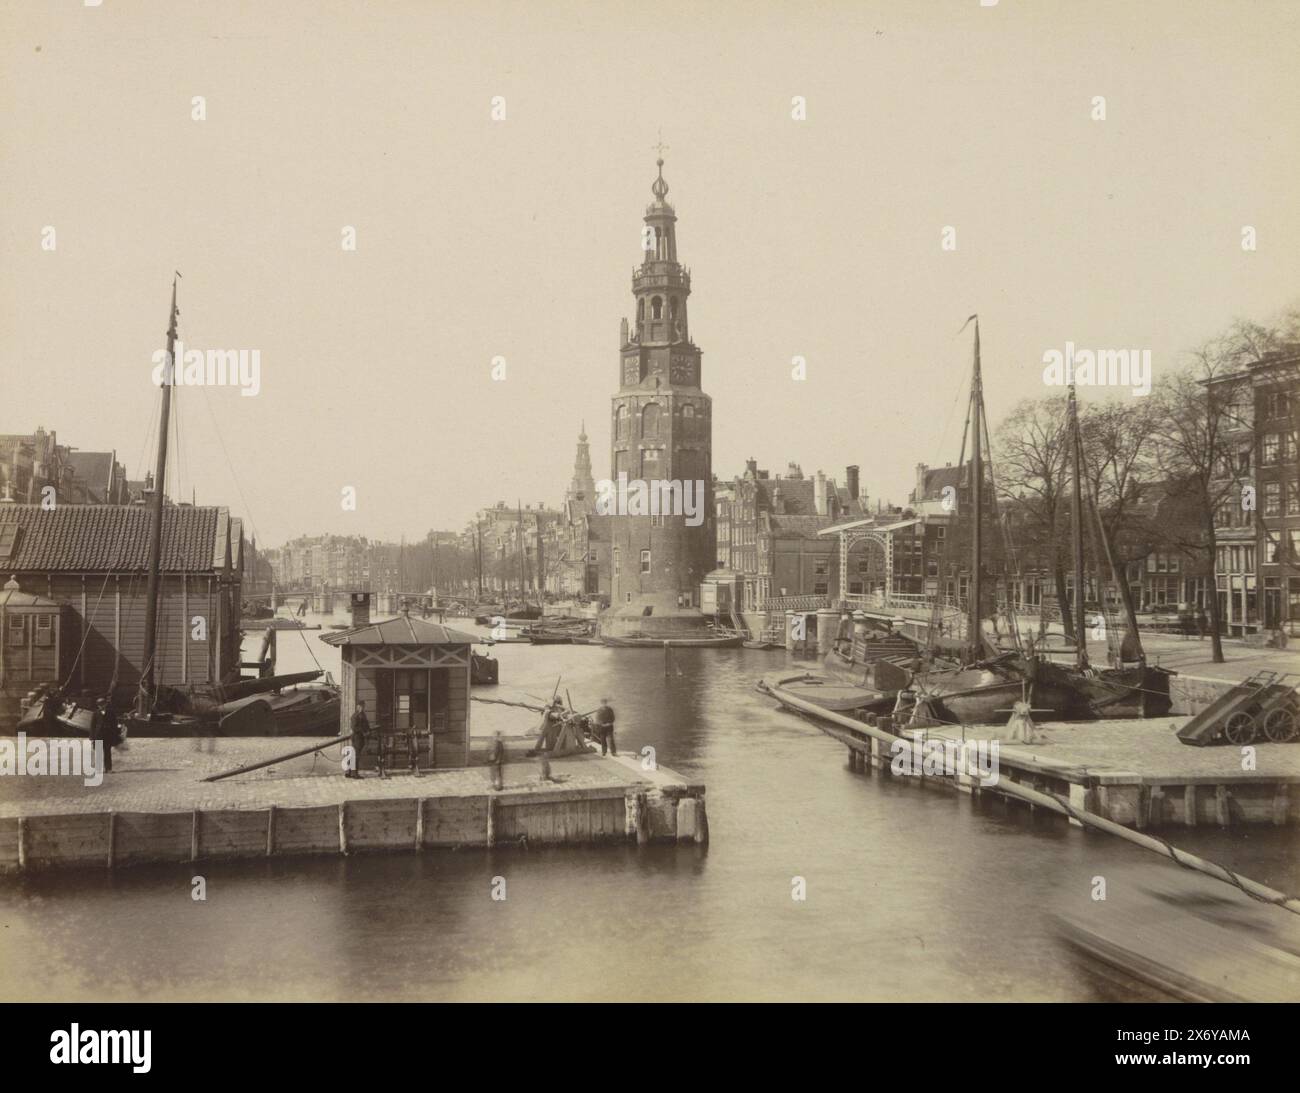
0 783 708 874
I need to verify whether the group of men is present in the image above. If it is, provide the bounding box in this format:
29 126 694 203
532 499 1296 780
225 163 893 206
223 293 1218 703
39 686 124 773
346 694 618 787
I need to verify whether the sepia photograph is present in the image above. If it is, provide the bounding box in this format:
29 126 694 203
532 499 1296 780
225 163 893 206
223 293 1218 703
1 0 1299 1056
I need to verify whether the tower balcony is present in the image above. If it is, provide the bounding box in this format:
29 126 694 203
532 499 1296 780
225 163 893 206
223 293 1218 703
633 264 690 293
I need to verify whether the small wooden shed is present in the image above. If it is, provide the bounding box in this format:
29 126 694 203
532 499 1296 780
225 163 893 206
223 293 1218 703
321 609 476 769
0 574 66 693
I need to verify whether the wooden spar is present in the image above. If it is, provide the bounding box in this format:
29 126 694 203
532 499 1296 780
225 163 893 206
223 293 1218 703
1068 385 1088 669
766 680 1300 916
1088 487 1145 667
968 317 983 661
475 521 484 602
993 778 1300 915
137 274 181 717
201 734 352 781
516 500 527 603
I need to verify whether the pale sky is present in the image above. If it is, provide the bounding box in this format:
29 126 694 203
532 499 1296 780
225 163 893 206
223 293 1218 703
3 0 1298 546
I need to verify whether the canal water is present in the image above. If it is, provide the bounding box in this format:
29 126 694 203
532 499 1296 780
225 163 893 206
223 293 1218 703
2 616 1296 1001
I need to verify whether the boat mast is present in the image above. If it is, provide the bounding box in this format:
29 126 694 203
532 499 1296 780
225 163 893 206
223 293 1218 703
137 274 180 717
516 501 526 602
967 317 984 661
1068 384 1089 670
475 521 484 601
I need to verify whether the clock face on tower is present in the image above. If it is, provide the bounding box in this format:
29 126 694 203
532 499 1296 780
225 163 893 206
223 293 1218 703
623 357 640 384
670 356 694 384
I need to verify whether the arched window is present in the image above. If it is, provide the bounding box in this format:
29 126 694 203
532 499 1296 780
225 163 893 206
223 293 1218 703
682 404 695 418
651 296 663 320
637 298 645 322
641 403 661 437
616 405 629 440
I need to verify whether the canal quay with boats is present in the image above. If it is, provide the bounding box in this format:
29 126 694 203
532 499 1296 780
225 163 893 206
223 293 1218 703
1 122 1297 1004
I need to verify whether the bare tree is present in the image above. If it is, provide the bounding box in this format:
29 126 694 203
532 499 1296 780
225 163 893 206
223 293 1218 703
1148 321 1263 663
993 396 1074 638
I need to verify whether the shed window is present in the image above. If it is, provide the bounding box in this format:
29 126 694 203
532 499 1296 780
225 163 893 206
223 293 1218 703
7 615 25 647
35 614 53 647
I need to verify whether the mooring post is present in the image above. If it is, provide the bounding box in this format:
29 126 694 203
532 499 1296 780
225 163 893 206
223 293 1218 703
265 806 276 857
1274 785 1289 827
1184 784 1197 827
16 817 26 872
415 798 425 851
1215 785 1231 828
190 810 200 861
106 811 116 870
633 792 648 845
338 803 348 855
486 795 497 847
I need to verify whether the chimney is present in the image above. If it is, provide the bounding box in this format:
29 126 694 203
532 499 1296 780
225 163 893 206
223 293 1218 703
915 463 928 500
772 487 784 515
846 465 859 501
814 470 828 516
349 591 371 628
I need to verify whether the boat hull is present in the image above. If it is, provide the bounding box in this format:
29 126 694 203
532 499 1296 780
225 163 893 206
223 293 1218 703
601 634 745 649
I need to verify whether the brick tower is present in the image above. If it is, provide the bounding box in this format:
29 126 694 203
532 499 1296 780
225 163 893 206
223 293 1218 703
602 157 715 636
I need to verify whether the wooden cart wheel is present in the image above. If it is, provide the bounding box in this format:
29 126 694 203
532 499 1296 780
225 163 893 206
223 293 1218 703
1263 707 1298 743
1224 711 1256 745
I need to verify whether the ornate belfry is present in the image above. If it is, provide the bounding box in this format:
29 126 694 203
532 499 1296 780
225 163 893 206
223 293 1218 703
603 155 715 632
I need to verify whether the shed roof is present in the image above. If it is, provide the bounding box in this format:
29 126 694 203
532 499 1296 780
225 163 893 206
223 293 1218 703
0 577 62 608
320 613 479 647
0 504 231 573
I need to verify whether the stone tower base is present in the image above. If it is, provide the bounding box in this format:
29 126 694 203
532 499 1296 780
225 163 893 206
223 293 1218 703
599 591 710 639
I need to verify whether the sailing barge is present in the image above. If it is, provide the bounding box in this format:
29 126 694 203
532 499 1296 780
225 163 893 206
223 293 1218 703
768 316 1173 728
16 278 340 738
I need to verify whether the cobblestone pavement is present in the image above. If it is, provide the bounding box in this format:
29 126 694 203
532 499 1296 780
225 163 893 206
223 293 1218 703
0 736 648 818
928 719 1300 780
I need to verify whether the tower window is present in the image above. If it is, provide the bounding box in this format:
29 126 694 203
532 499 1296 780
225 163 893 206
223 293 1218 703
651 296 663 320
641 403 661 437
637 299 645 322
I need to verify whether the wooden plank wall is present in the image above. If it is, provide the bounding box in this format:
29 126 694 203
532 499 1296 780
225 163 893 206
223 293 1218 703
39 574 218 694
0 786 704 873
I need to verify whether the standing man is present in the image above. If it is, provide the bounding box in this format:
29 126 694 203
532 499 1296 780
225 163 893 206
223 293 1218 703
347 700 369 779
489 731 505 790
593 696 617 757
90 697 120 774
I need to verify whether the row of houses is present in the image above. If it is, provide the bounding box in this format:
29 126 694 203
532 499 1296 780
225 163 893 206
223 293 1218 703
0 426 142 506
695 350 1298 637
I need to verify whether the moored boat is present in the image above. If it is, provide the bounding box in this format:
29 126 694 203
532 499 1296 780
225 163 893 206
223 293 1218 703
601 633 745 648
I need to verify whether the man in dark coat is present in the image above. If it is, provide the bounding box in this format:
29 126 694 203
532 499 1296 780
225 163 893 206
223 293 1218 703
592 697 616 756
91 697 121 774
347 700 369 779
